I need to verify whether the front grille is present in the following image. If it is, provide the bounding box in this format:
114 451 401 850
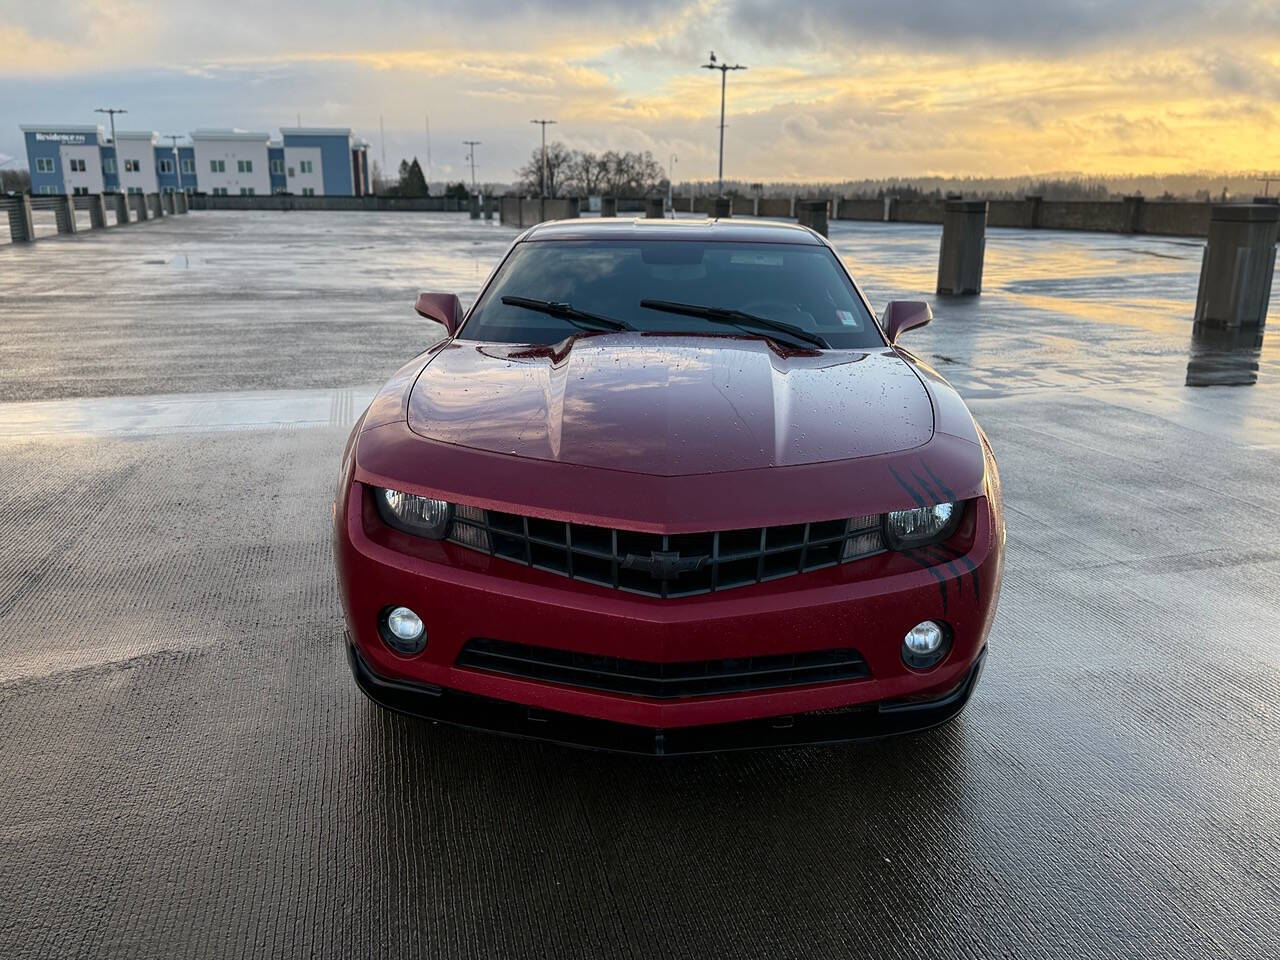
457 638 870 699
448 507 885 598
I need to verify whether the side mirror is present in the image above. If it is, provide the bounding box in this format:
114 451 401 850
415 292 463 336
882 300 932 344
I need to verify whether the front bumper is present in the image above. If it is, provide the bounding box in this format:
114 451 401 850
336 480 1004 740
348 640 987 755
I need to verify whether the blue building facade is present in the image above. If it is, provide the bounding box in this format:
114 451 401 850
268 144 287 193
154 145 197 192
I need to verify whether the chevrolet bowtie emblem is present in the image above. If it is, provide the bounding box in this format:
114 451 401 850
621 550 709 580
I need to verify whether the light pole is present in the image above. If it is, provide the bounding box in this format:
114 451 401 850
668 154 677 216
462 140 481 195
165 135 184 193
95 107 126 145
701 53 746 197
530 119 557 197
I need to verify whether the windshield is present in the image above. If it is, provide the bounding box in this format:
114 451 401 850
461 240 883 349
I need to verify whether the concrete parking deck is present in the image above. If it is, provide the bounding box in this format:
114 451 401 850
0 212 1276 959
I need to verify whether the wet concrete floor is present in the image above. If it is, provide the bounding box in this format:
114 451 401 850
0 212 1277 958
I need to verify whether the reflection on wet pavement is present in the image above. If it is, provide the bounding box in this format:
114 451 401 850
2 212 1280 959
1186 323 1265 386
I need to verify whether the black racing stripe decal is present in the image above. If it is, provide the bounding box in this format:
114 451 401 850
921 459 957 502
910 469 943 504
920 546 965 590
888 465 927 508
905 547 949 612
919 544 982 603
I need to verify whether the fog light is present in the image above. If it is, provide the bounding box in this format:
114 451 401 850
902 620 950 670
382 606 426 654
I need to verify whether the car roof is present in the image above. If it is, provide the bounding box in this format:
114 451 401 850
520 217 826 245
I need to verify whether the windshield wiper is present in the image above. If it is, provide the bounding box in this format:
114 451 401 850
501 296 634 332
638 299 830 349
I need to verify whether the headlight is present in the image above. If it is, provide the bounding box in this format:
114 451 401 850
883 501 961 550
374 486 453 539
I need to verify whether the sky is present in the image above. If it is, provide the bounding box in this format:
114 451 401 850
1 0 1278 185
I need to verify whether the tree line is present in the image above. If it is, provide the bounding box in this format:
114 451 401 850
515 143 666 198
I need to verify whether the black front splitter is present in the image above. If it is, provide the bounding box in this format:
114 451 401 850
347 642 986 756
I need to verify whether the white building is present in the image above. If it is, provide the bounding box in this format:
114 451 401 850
114 131 160 194
190 129 271 196
283 144 324 196
54 126 107 195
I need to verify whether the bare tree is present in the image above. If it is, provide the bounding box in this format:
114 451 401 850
520 145 665 197
1 167 31 193
515 141 574 197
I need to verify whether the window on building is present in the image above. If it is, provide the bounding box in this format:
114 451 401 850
238 187 256 196
127 186 142 194
271 159 283 175
40 184 57 194
35 157 55 173
69 158 87 172
302 187 316 196
124 159 140 172
181 158 194 174
287 166 296 178
237 160 253 173
73 186 89 195
211 159 225 173
299 160 314 174
158 158 174 174
103 158 116 175
212 187 228 196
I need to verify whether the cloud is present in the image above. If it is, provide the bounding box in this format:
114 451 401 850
727 0 1278 54
1 0 1277 181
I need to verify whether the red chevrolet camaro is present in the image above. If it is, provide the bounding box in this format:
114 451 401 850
334 218 1004 754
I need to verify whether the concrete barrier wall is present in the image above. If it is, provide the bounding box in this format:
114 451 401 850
757 198 792 217
175 188 1227 238
499 196 581 228
987 200 1029 228
834 199 882 221
190 194 468 212
895 199 947 223
1142 201 1213 237
1037 200 1129 233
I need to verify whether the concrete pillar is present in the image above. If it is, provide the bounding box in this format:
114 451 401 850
712 196 731 218
1122 195 1144 234
644 196 665 218
831 197 841 220
163 192 175 215
7 195 35 242
132 193 149 221
600 196 618 217
176 192 189 214
752 196 760 217
54 195 77 234
789 196 796 218
484 196 496 220
1024 195 1043 228
883 196 897 222
936 199 988 296
1193 203 1279 328
87 194 107 229
149 192 164 218
469 194 481 219
796 199 829 237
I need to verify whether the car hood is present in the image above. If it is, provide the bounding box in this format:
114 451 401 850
406 334 933 476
